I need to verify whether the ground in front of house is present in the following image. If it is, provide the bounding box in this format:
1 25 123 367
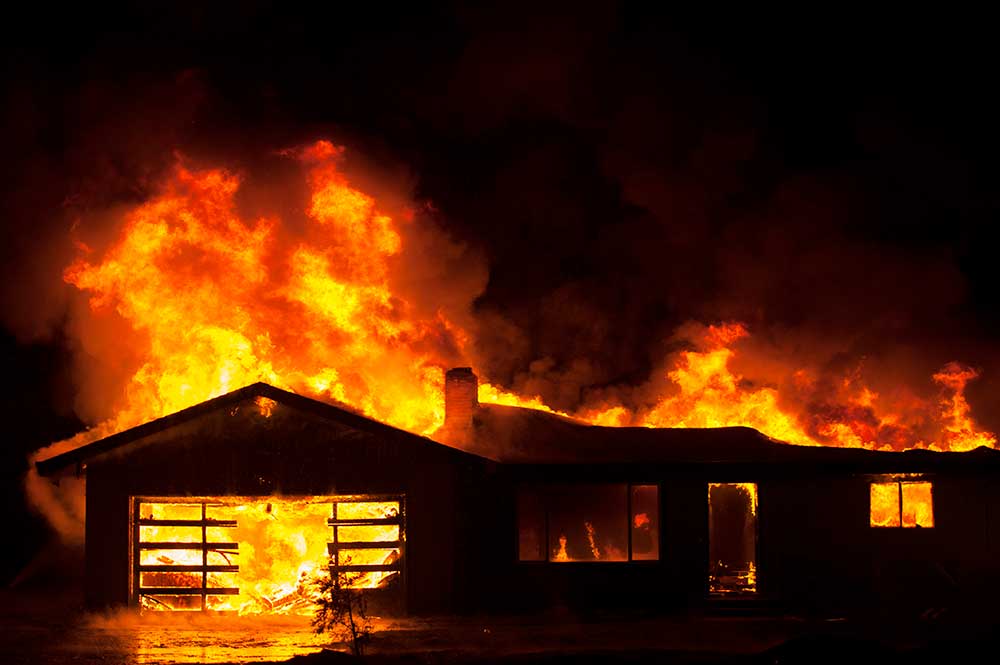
1 588 997 665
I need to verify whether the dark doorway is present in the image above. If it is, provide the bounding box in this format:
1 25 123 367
708 483 757 594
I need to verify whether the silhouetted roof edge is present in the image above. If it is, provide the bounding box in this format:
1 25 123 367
464 402 1000 466
35 382 490 476
36 385 1000 476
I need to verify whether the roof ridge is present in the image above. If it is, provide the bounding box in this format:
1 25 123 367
35 382 486 476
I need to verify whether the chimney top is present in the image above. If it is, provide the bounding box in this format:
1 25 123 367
444 367 478 434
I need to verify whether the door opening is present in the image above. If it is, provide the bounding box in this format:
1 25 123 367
707 483 757 594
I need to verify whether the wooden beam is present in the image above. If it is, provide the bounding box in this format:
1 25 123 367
138 587 240 595
138 519 238 527
327 518 401 526
138 542 239 550
330 564 401 572
139 565 239 573
328 541 400 553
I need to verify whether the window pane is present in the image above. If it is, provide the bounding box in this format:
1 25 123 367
548 484 628 562
870 482 900 527
337 525 399 543
336 501 400 520
140 548 203 566
901 482 934 528
205 504 239 520
140 570 202 588
207 571 239 589
630 485 659 561
141 595 202 611
337 548 400 567
207 549 238 566
517 489 545 561
140 525 202 542
140 503 202 520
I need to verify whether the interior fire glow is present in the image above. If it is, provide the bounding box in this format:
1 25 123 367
135 497 401 615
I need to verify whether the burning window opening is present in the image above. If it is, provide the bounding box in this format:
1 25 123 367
708 483 758 594
630 484 659 561
870 478 934 528
328 499 403 590
516 483 659 563
132 496 403 614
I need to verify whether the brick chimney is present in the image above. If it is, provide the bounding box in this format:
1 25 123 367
444 367 478 433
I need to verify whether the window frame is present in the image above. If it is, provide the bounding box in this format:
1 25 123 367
515 482 660 564
868 476 935 529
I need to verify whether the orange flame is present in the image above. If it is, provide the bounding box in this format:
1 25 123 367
639 324 994 451
931 363 995 451
62 142 457 439
44 142 997 465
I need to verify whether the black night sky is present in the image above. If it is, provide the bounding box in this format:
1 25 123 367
3 4 1000 584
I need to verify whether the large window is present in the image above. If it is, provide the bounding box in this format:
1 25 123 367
517 483 659 562
870 479 934 528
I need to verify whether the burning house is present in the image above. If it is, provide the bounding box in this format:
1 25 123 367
35 369 1000 617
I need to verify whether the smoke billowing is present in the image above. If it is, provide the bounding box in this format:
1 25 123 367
5 3 1000 560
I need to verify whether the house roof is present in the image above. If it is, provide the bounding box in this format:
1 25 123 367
456 402 1000 470
36 382 1000 477
34 382 487 476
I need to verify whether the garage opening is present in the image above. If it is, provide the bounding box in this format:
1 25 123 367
131 495 403 614
708 483 757 594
